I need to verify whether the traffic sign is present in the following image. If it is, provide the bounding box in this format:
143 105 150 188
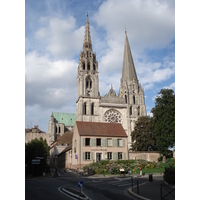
78 181 83 188
32 159 40 164
75 154 78 159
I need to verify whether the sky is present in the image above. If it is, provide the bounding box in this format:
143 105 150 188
25 0 175 133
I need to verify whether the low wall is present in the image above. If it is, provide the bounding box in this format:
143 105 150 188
129 151 160 162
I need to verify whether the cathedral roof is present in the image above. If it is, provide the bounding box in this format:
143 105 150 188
121 31 138 83
76 121 127 137
53 112 76 127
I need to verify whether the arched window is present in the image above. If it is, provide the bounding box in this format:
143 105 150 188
93 64 96 71
125 95 127 104
133 95 135 105
83 102 87 115
138 106 140 116
86 77 92 89
82 62 85 70
58 126 60 133
91 103 94 115
87 62 90 70
130 106 132 115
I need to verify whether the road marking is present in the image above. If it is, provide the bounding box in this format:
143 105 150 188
118 182 131 187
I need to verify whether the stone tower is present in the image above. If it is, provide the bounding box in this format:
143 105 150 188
118 31 147 146
76 14 100 122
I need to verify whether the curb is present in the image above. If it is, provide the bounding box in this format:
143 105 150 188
128 187 151 200
59 187 90 200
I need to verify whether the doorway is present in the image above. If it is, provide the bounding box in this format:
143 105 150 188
96 153 102 162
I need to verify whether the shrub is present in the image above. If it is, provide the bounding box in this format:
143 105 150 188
163 166 175 185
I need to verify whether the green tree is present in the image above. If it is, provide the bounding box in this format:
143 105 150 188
25 138 49 176
131 116 157 151
151 89 175 156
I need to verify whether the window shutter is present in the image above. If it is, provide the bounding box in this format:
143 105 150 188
104 138 107 147
123 152 126 160
123 139 125 147
91 138 95 146
91 152 93 161
102 138 106 147
113 139 117 147
82 152 85 161
105 152 107 160
82 138 85 146
94 138 96 146
113 152 117 160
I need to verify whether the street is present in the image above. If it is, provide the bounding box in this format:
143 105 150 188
25 171 149 200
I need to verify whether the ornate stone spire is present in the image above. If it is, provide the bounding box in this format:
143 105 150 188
121 31 138 84
83 13 92 50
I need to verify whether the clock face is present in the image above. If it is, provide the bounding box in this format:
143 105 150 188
104 109 122 123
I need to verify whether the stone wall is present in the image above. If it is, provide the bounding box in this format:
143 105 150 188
129 151 160 162
25 132 49 145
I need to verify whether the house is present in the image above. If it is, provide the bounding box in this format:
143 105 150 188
49 131 73 168
71 121 128 169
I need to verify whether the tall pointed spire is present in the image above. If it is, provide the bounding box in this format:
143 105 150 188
121 31 138 83
83 13 92 50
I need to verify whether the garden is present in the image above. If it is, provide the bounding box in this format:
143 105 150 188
83 158 175 176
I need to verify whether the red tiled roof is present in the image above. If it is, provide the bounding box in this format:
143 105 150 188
76 121 127 137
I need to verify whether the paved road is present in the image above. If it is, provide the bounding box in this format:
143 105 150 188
25 171 164 200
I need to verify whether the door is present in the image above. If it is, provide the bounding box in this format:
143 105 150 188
96 153 102 162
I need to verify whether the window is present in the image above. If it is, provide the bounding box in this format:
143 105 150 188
125 95 127 103
85 152 90 160
108 152 112 160
82 62 85 70
86 78 92 89
130 106 132 115
87 62 90 70
85 138 90 146
118 152 122 160
96 138 101 146
93 64 96 71
118 139 123 147
107 139 112 147
91 103 94 115
74 140 77 148
133 95 135 105
83 102 86 115
138 106 140 116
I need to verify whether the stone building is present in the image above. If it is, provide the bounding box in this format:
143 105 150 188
71 121 128 169
25 125 49 145
48 14 146 150
75 14 146 149
48 112 76 144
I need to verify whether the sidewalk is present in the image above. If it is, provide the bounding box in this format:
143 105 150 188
128 179 175 200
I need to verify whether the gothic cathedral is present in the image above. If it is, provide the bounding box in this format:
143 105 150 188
76 14 146 149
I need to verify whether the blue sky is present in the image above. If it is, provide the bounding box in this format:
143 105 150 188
25 0 175 132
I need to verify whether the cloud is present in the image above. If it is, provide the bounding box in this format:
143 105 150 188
34 16 85 59
25 51 77 109
93 0 175 51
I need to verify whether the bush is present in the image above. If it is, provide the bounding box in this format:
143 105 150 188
163 166 175 185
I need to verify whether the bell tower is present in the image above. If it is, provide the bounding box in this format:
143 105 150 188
76 14 100 122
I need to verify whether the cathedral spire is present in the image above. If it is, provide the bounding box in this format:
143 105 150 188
83 13 92 50
121 31 138 83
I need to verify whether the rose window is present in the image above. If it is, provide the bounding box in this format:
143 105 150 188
104 109 122 123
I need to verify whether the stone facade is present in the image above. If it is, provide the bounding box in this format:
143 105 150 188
25 125 49 145
76 15 146 149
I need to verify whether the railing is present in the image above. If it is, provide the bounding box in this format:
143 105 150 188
160 184 175 200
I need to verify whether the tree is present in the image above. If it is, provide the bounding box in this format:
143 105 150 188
25 138 49 176
151 89 175 156
131 116 157 151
